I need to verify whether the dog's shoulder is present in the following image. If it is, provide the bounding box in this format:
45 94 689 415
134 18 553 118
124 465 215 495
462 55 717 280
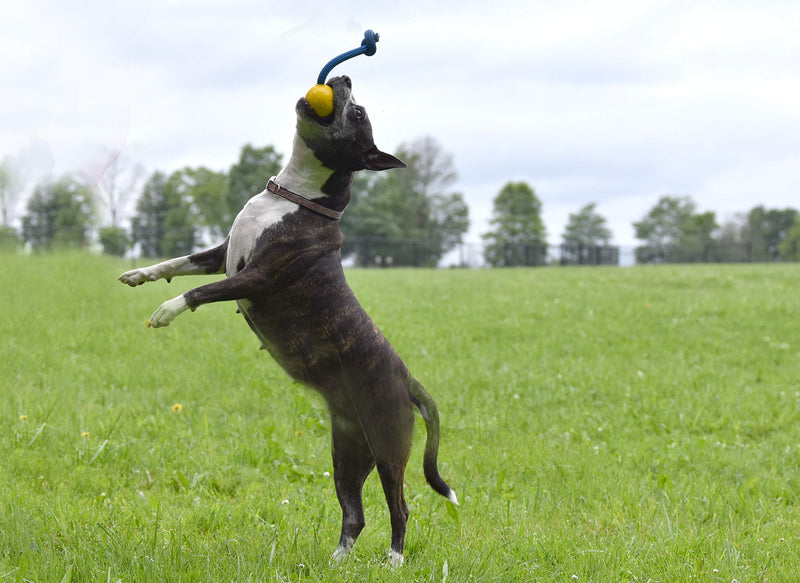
226 189 299 275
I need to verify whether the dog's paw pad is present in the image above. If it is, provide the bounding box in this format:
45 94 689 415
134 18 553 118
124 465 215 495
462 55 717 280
119 269 157 287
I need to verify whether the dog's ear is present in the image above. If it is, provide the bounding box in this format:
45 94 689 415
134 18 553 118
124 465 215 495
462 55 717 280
363 146 407 171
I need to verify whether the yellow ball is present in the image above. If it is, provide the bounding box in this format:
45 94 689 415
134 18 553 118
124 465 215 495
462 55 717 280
305 84 334 117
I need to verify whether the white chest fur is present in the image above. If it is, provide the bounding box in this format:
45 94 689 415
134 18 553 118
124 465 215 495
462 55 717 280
225 135 335 277
225 188 297 276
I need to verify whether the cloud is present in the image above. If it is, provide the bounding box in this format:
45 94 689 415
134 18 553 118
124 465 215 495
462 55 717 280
2 0 798 246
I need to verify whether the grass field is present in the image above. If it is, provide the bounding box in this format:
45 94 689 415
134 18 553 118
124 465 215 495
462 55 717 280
1 252 798 582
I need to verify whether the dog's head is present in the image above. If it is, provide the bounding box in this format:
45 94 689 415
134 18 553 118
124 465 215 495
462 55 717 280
295 76 406 173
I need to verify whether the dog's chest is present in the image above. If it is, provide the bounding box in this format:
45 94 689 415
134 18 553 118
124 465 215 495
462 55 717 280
225 191 298 276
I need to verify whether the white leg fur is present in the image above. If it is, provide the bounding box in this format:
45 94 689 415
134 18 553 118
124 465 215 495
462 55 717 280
331 537 354 565
389 550 404 568
148 295 189 328
120 256 204 287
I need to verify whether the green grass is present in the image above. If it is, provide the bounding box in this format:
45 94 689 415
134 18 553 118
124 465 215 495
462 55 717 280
1 252 799 582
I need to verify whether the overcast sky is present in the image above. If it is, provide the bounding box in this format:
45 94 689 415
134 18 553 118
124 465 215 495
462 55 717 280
3 0 799 246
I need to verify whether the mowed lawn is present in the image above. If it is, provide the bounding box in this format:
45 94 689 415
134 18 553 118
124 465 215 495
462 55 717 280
1 252 798 582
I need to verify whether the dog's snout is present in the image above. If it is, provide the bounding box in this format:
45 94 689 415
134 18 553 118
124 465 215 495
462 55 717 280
339 76 352 89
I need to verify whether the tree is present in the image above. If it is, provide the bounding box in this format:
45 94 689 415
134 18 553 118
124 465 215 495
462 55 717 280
99 226 130 256
777 215 800 261
185 166 230 240
483 182 546 267
88 153 144 256
90 153 144 229
562 203 612 246
678 211 718 261
227 144 282 227
131 171 197 258
714 214 751 262
742 205 798 261
560 203 615 265
634 196 707 263
21 175 93 250
341 136 469 266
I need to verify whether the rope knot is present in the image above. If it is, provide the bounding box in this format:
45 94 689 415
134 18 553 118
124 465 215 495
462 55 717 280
361 30 379 56
316 29 381 85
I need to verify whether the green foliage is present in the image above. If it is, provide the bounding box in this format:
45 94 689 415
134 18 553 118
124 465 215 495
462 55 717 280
127 145 280 256
342 137 469 266
99 226 130 256
185 166 230 239
2 253 800 581
21 175 93 250
131 171 196 258
227 144 282 225
483 181 546 266
633 195 695 261
778 214 800 260
562 202 612 246
634 196 719 263
744 205 798 261
636 199 799 264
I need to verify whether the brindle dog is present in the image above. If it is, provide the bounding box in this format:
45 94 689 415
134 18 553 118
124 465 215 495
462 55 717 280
119 76 457 567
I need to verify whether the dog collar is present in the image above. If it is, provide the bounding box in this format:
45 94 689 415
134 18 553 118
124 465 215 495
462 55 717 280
267 180 343 220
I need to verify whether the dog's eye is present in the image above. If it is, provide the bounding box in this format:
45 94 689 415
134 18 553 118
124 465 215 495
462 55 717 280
353 106 365 120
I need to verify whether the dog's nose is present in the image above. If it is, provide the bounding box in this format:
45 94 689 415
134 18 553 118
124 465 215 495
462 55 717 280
340 76 351 89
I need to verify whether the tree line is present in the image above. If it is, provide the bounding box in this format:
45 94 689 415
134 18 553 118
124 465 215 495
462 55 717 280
632 196 799 263
1 141 798 265
481 184 799 265
0 138 470 266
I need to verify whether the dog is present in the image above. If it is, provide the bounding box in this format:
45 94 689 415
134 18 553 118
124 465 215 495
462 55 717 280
119 75 457 567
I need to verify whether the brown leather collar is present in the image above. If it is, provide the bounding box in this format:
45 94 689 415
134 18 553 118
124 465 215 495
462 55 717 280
267 179 343 220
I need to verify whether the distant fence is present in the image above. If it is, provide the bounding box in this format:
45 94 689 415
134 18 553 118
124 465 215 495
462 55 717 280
342 237 437 268
635 241 800 264
343 239 620 267
5 226 799 268
343 239 798 267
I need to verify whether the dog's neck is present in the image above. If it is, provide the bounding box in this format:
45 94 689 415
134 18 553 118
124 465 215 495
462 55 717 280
273 134 353 211
275 135 335 201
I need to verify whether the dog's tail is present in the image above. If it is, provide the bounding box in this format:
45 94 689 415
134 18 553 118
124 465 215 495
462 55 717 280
408 378 458 505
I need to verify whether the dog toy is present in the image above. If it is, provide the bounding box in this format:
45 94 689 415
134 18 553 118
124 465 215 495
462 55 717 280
305 30 380 117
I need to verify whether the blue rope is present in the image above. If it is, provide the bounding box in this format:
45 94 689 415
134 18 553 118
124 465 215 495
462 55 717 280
316 30 380 85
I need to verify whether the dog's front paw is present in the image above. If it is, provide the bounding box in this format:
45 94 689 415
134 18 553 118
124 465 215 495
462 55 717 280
119 268 158 287
147 296 188 328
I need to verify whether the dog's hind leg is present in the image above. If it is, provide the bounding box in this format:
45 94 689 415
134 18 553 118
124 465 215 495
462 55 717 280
357 393 415 567
332 375 416 566
330 412 375 564
376 459 410 568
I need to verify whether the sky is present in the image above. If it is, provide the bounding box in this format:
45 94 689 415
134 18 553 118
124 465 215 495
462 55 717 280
3 0 799 248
